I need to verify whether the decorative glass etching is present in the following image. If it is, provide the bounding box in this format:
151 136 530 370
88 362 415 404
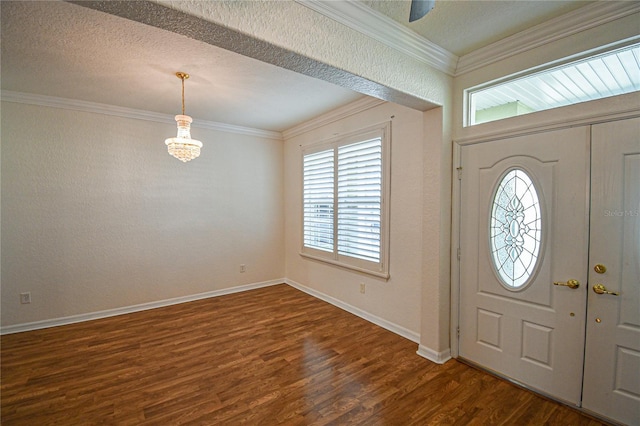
490 169 542 288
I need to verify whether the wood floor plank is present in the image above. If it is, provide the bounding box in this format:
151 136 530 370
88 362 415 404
2 284 610 425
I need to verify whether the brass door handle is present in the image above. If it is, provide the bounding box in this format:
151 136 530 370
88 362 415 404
553 279 580 289
593 284 619 296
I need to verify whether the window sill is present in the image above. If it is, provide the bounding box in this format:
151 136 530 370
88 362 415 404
299 252 390 280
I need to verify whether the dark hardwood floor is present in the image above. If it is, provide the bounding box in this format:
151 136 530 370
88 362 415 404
1 284 607 425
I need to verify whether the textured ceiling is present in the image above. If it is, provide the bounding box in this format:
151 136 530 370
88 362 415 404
0 1 364 132
363 0 591 56
1 0 593 133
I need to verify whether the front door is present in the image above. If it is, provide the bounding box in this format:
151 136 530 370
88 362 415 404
458 126 590 405
582 118 640 425
458 118 640 423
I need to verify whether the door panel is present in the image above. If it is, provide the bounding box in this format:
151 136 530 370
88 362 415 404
583 118 640 425
459 127 590 405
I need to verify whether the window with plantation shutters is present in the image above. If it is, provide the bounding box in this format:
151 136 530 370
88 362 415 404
301 123 390 278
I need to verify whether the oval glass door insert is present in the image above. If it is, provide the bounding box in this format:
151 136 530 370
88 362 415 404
490 168 542 289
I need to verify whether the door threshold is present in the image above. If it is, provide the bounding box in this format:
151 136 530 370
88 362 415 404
456 357 622 426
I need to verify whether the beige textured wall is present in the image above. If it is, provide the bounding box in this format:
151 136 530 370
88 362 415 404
420 107 451 355
284 102 425 338
1 102 284 326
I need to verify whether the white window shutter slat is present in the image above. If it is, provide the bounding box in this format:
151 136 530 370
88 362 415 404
303 149 334 252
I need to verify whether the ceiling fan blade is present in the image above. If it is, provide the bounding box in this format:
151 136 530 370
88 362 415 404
409 0 435 22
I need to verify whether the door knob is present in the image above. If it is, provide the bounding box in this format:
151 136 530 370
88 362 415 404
593 284 619 296
553 279 580 289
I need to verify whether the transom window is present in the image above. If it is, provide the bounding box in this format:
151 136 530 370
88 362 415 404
301 123 390 278
490 168 542 289
468 42 640 126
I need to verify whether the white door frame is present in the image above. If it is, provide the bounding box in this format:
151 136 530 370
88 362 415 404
450 93 640 363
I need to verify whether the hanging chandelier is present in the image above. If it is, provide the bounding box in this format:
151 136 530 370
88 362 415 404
165 72 203 162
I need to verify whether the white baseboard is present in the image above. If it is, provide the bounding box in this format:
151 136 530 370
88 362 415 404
2 278 431 353
416 344 452 364
0 279 285 335
285 278 420 343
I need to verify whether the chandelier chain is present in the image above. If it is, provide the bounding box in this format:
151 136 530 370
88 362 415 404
181 76 185 116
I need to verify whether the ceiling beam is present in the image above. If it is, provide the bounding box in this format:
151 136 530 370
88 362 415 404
68 0 446 111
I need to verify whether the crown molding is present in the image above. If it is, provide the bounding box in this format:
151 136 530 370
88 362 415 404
295 0 458 76
456 1 640 76
0 91 283 141
282 96 385 140
293 1 639 78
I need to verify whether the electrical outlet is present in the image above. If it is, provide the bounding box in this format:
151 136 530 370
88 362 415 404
240 264 246 273
20 292 31 304
360 283 366 294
